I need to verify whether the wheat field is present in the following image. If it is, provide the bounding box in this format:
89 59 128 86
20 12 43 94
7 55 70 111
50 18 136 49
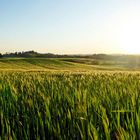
0 71 140 140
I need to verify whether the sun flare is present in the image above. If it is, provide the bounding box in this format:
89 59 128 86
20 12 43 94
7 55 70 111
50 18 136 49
117 9 140 54
120 31 140 54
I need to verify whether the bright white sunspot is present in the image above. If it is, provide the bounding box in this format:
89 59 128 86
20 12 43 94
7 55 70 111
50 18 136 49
116 8 140 54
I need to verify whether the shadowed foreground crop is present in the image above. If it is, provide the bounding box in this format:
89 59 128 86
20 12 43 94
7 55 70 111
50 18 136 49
0 72 140 140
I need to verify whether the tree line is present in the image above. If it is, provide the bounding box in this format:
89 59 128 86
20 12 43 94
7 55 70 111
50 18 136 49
0 51 85 58
1 51 140 63
0 51 118 58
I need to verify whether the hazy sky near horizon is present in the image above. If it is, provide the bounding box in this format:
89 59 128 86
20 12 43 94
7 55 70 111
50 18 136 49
1 0 140 54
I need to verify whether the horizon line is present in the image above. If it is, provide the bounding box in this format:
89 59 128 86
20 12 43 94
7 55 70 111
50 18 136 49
2 50 140 56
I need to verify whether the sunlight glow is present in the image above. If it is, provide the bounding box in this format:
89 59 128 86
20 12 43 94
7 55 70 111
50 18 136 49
117 9 140 54
120 28 140 54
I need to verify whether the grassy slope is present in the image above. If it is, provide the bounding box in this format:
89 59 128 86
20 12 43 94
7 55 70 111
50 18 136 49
0 58 93 71
0 58 138 71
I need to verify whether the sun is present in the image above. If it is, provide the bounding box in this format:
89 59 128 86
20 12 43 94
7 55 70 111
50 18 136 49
119 27 140 54
119 19 140 54
113 7 140 54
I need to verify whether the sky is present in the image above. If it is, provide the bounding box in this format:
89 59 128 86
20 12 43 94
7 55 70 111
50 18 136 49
0 0 140 54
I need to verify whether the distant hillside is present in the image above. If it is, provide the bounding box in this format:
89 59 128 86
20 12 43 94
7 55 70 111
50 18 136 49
2 51 140 61
1 51 140 70
0 58 97 71
0 57 140 71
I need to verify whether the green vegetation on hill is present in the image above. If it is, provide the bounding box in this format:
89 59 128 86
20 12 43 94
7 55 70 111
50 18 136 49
1 50 140 71
0 58 93 71
0 57 140 71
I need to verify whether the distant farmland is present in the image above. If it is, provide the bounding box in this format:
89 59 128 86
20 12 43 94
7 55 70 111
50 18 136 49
0 57 140 71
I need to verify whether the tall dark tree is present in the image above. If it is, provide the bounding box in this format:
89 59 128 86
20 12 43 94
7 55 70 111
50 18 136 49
0 53 3 58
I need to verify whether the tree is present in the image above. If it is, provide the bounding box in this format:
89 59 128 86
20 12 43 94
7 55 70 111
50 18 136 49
0 53 3 58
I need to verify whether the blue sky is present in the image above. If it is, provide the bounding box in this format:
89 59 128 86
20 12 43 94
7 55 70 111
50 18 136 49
1 0 140 54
